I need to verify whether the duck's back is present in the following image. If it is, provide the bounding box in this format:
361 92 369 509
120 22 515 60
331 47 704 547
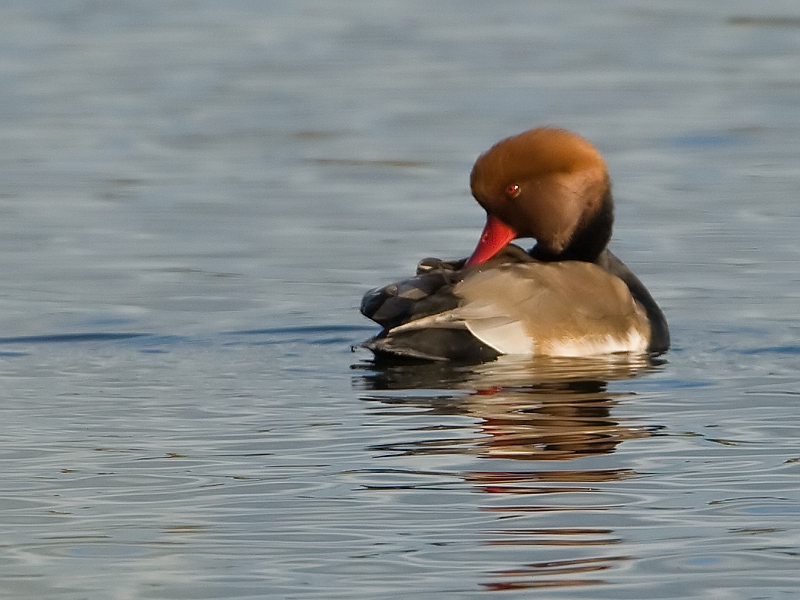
361 246 655 362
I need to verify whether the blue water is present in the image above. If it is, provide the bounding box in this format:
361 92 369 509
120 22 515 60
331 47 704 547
1 1 800 598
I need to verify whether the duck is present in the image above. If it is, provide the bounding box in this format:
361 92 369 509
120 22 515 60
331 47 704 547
360 127 669 363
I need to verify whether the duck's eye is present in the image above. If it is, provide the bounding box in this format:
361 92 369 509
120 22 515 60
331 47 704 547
506 183 520 198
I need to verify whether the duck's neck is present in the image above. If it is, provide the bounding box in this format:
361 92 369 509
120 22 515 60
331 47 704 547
529 189 614 263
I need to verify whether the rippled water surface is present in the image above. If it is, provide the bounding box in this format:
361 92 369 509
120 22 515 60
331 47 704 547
2 1 800 598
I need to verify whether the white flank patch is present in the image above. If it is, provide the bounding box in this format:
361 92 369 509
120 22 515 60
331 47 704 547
544 328 649 357
466 323 648 358
464 318 535 355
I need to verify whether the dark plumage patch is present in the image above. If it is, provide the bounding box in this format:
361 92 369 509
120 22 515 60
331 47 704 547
360 267 461 331
364 328 500 363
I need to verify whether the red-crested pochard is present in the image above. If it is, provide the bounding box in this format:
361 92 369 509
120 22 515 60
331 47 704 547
361 127 669 362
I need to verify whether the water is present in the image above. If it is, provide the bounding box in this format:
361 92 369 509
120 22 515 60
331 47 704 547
1 1 800 598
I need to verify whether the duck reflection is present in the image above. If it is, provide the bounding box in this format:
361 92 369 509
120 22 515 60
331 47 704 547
353 353 664 591
355 354 660 461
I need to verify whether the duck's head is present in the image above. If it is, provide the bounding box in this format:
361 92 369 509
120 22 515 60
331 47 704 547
467 127 614 266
